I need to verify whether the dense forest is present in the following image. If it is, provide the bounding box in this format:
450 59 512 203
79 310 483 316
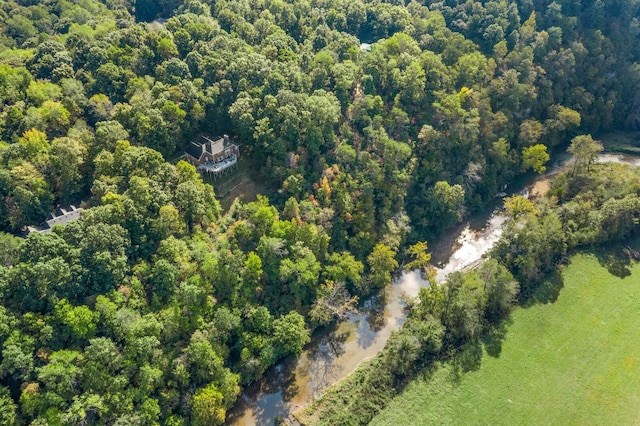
0 0 639 424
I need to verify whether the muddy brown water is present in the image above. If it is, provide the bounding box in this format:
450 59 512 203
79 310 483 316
226 152 640 425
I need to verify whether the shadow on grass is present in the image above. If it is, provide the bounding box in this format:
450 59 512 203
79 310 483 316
531 270 565 304
450 342 483 382
594 244 634 278
481 318 512 358
519 269 565 308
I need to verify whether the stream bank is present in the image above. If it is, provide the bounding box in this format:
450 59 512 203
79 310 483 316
227 150 640 425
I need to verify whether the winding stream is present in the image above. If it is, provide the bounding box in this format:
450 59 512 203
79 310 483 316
226 152 640 425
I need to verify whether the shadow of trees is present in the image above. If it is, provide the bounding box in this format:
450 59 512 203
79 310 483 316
481 318 512 358
595 244 634 278
232 240 640 426
524 270 565 306
481 240 640 363
450 341 483 382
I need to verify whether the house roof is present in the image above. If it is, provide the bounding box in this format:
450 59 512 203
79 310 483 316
185 141 203 159
28 205 83 234
46 206 82 229
186 135 237 160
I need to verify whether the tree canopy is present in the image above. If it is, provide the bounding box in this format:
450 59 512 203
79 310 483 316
0 0 638 423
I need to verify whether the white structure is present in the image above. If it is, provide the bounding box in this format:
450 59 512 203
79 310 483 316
197 154 238 177
28 205 83 234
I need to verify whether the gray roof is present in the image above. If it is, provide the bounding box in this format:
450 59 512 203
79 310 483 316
46 206 83 228
29 205 83 234
186 135 236 160
185 141 203 159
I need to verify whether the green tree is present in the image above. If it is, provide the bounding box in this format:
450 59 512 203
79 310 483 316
503 195 538 219
241 251 263 301
0 333 34 383
442 272 486 343
174 177 219 230
0 232 22 267
518 119 544 146
404 241 433 278
366 243 399 291
0 386 17 425
80 337 123 394
152 204 186 239
18 128 50 158
522 144 550 173
477 259 519 323
492 208 566 289
148 259 179 303
567 134 603 174
36 350 82 402
323 251 364 290
49 136 86 202
72 223 130 296
184 336 225 385
273 311 310 358
431 181 466 229
61 393 107 425
191 383 226 426
93 120 129 159
596 195 640 243
279 244 321 307
55 299 100 341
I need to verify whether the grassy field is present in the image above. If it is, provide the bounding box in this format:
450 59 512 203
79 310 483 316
370 254 640 426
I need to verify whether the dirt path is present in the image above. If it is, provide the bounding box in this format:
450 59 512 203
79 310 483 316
529 177 551 199
219 173 264 210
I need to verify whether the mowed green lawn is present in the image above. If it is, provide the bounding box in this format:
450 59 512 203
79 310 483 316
371 254 640 426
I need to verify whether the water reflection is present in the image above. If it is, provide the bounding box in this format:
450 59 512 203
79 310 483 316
596 153 640 166
228 218 507 425
432 213 508 283
227 271 427 425
227 152 640 425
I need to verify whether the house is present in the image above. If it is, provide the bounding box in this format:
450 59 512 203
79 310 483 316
359 43 372 52
181 134 239 178
27 205 83 234
182 134 239 167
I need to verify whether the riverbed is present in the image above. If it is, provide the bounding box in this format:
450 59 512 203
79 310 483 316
226 151 640 425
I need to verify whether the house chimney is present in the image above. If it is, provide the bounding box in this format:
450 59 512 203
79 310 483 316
224 134 230 144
